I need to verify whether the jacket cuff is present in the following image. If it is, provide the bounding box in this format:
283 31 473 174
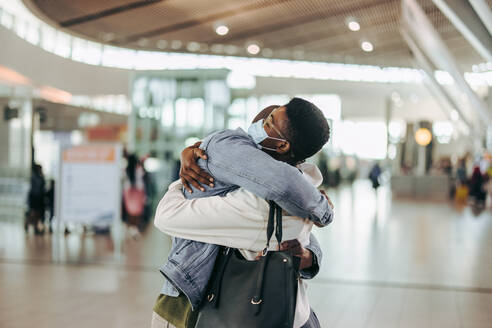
300 238 322 279
310 203 334 227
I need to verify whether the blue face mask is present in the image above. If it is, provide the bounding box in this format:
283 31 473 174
247 119 286 152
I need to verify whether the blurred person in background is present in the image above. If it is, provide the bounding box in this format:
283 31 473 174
485 164 492 207
469 166 486 208
439 158 455 200
369 161 382 191
45 179 55 233
455 158 469 204
456 158 468 186
25 164 46 234
140 156 156 229
122 154 147 237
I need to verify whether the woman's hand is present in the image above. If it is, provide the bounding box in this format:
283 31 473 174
320 190 334 209
279 239 313 270
254 239 313 270
180 141 214 193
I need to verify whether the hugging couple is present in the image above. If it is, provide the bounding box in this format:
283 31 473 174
152 97 334 328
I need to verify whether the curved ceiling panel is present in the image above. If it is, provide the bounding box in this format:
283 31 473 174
23 0 487 69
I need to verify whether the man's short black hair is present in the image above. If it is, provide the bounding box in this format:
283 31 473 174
284 97 330 162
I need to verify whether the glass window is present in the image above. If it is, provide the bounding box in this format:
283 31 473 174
388 120 406 143
0 10 14 29
14 17 26 38
84 41 102 65
188 98 204 128
175 98 187 128
54 31 71 58
102 46 135 69
433 121 453 144
40 25 56 52
72 40 103 65
298 94 341 120
226 71 256 89
25 22 39 45
227 118 246 130
246 97 259 123
228 98 246 116
71 38 87 62
161 101 174 128
332 120 387 159
332 120 356 155
258 95 290 109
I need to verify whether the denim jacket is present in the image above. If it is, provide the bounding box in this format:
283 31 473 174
159 128 333 309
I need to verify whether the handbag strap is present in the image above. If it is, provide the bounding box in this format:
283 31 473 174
263 201 282 255
251 201 283 314
275 203 282 246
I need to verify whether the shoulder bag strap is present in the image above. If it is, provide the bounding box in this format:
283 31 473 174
263 200 276 254
251 201 283 315
274 203 282 247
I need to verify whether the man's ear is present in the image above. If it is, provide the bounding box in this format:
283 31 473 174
276 141 291 154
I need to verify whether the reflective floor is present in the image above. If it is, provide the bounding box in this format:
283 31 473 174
1 180 492 328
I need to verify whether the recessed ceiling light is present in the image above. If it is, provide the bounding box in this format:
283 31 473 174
215 25 229 36
137 38 149 47
170 40 182 50
348 20 360 31
101 32 115 42
247 43 260 55
156 40 167 49
187 42 200 52
361 41 374 52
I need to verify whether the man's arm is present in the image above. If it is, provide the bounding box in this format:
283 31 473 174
155 181 308 251
184 133 333 226
302 234 322 279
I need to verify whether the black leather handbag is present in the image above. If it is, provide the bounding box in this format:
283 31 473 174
195 201 300 328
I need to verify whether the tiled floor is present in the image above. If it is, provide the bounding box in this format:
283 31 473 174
1 180 492 327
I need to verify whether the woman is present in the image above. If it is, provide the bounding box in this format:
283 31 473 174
122 154 147 236
469 166 486 207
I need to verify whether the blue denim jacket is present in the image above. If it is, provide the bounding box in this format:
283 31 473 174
159 128 333 309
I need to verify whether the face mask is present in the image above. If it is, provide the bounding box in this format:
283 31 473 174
247 119 286 152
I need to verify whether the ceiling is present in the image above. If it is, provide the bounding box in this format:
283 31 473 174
24 0 490 69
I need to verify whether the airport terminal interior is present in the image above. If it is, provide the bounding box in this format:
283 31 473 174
1 0 492 327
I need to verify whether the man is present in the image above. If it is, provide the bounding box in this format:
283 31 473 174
153 98 333 327
26 164 46 234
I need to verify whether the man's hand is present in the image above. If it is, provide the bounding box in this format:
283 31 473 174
279 239 313 270
180 141 214 193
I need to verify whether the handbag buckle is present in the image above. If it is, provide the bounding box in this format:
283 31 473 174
261 247 268 256
251 297 262 305
207 293 215 302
